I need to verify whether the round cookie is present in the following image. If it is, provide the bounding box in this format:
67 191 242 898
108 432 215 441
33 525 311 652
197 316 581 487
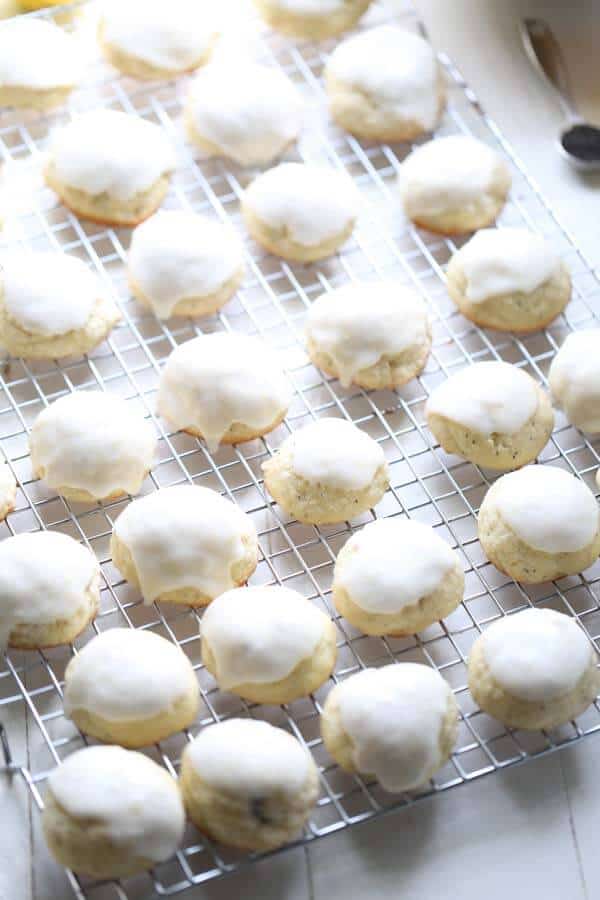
321 664 458 792
185 61 303 167
99 0 218 80
305 281 431 390
201 585 337 703
468 608 599 730
477 464 600 583
128 211 244 320
158 331 292 452
446 228 571 333
241 162 359 262
63 628 200 747
252 0 372 39
325 25 446 142
0 251 120 360
262 417 389 525
332 518 464 636
44 109 176 227
180 718 319 850
549 329 600 433
0 18 83 111
110 484 258 607
0 531 100 650
42 745 185 879
398 135 511 235
29 390 157 503
425 361 554 471
0 461 16 522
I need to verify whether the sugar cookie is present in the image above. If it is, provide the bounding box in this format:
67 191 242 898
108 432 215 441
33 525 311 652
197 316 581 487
549 329 600 433
252 0 372 39
0 461 16 522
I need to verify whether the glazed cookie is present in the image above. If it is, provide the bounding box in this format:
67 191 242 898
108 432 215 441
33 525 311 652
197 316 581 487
252 0 372 39
325 25 445 142
0 18 83 111
0 461 16 522
110 484 258 607
468 608 599 730
305 281 431 390
99 0 218 80
262 417 389 525
128 211 244 320
549 329 600 433
0 251 120 359
447 228 571 333
242 162 359 262
185 61 303 167
0 531 99 650
425 361 554 471
45 109 176 226
478 465 600 583
43 745 185 879
321 664 458 792
180 718 319 850
201 585 337 703
398 135 511 235
29 390 157 503
64 628 200 747
158 331 292 452
332 518 464 636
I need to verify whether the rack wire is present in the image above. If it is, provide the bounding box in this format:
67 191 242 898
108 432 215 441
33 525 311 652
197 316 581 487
2 0 600 897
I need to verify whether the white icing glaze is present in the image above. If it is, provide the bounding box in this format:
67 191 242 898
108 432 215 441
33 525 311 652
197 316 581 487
101 0 218 73
1 251 102 336
425 361 538 436
335 663 451 792
64 628 196 721
456 228 561 303
157 331 292 452
29 391 157 499
549 329 600 433
113 484 256 604
128 211 244 319
244 163 359 247
271 0 354 10
326 26 440 130
0 18 83 91
202 585 326 689
488 464 599 554
306 281 429 388
187 61 303 167
49 110 176 202
184 718 312 796
336 518 458 614
48 745 185 863
481 608 592 702
289 417 385 491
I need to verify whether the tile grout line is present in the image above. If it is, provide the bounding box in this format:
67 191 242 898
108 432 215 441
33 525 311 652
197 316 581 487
559 754 589 900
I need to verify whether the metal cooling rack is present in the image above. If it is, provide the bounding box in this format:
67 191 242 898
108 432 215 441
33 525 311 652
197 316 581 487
2 1 600 897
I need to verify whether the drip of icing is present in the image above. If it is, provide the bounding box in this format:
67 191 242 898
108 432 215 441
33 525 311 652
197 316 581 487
64 628 196 721
187 61 303 167
305 282 428 387
489 464 599 554
244 163 359 247
113 484 256 604
456 228 561 303
290 417 385 491
0 18 83 90
184 718 312 795
336 518 458 614
482 608 592 701
548 329 600 433
48 745 185 863
335 664 451 792
29 391 157 498
0 461 16 506
201 585 326 688
425 361 538 436
49 110 176 202
157 332 292 452
326 26 439 129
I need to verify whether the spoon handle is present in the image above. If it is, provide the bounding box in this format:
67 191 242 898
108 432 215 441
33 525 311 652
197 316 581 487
520 18 580 123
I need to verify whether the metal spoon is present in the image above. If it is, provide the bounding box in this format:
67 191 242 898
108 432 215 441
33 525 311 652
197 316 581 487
521 17 600 171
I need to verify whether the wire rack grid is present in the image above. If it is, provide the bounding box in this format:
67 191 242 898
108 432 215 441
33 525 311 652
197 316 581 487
2 1 600 897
